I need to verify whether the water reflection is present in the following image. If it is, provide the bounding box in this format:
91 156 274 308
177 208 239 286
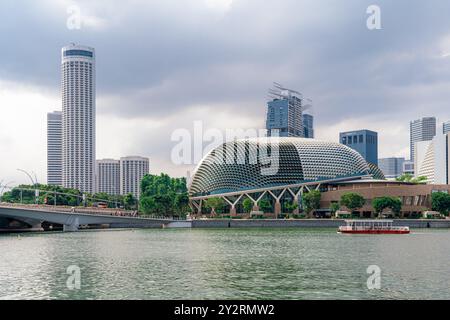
0 228 449 300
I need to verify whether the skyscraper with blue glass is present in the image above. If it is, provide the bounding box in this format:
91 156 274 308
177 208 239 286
302 114 314 138
266 84 311 138
443 120 450 135
340 130 378 166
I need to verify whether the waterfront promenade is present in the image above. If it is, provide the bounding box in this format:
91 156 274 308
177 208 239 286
1 203 450 232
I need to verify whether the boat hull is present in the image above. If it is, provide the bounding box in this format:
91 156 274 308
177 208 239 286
339 229 410 234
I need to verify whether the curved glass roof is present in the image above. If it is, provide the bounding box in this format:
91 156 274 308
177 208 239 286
189 137 370 196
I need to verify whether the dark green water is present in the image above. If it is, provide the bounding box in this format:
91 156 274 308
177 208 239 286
1 228 449 300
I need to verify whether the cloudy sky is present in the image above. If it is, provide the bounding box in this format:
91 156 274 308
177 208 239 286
1 0 450 185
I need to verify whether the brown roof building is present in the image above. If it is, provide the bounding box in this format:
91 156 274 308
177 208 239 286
321 180 450 218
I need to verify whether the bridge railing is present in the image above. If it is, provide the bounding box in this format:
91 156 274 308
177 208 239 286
0 203 178 220
137 214 184 221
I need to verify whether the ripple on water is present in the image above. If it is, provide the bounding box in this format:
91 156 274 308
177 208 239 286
0 228 450 300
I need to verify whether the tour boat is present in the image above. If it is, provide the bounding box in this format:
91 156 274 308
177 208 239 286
338 220 410 234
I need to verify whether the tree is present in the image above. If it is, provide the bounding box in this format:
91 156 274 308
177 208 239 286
124 193 137 210
242 198 253 213
174 193 190 215
140 196 155 214
139 174 189 217
302 190 321 218
431 192 450 216
396 174 428 184
396 174 413 182
330 202 340 216
259 199 272 213
285 202 299 214
204 197 225 214
340 193 365 213
2 184 84 206
372 197 402 217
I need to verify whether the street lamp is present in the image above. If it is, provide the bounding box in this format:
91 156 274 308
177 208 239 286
17 169 37 186
0 181 15 202
17 169 38 204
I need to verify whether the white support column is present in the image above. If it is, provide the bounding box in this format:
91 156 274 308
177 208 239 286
223 194 243 216
268 189 287 218
287 188 301 214
63 217 79 232
244 193 260 212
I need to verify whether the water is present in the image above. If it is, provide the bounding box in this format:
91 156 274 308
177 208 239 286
0 228 449 300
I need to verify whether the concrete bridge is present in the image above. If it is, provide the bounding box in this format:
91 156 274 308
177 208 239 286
0 204 176 231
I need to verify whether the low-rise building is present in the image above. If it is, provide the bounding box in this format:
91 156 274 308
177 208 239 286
378 157 405 179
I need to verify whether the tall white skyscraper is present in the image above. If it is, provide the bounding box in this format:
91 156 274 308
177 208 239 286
96 159 120 195
415 133 450 184
61 44 96 193
47 111 62 186
120 156 149 199
410 117 436 162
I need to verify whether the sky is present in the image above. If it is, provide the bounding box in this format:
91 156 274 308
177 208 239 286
1 0 450 186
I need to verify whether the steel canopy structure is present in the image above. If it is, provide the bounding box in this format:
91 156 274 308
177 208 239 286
188 137 376 216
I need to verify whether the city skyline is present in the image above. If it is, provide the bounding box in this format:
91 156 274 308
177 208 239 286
2 0 450 185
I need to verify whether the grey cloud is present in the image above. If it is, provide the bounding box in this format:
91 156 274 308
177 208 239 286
2 0 450 178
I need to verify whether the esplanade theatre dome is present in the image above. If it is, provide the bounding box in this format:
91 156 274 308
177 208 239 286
189 137 371 197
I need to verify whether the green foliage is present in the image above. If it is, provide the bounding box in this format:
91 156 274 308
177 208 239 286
242 198 253 213
431 192 450 216
1 184 128 208
2 184 80 206
139 173 189 217
330 202 340 214
302 190 321 216
396 174 427 184
372 197 402 215
123 193 137 210
340 193 365 212
284 201 299 213
204 197 226 214
259 199 272 213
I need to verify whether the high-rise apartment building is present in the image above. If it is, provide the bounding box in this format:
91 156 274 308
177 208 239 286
47 111 62 186
266 84 311 137
410 117 436 162
120 156 149 199
61 44 96 193
96 159 120 196
378 157 405 179
340 130 378 165
302 114 314 138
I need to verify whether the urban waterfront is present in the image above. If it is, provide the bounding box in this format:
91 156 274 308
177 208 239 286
1 228 449 300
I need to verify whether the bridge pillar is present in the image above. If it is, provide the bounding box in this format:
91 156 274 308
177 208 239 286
30 222 43 231
63 217 79 232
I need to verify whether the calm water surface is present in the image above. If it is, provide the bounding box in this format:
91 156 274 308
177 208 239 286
0 228 449 300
